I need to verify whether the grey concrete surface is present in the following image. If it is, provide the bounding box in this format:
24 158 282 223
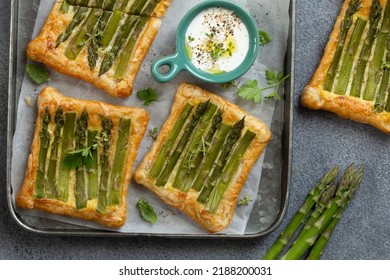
0 0 389 260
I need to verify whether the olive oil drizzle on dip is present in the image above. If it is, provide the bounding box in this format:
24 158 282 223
185 7 250 74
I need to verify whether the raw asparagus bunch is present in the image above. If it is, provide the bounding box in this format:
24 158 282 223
262 164 364 260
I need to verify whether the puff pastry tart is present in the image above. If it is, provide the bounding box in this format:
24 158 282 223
16 87 149 227
301 0 390 134
26 0 171 97
134 83 272 233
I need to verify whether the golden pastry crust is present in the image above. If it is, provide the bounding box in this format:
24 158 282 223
16 87 149 227
134 83 272 233
301 0 390 134
26 2 167 97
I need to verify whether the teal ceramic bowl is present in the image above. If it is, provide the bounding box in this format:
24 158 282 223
151 0 260 83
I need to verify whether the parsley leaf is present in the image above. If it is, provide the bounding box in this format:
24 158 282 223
258 30 272 46
136 198 158 224
26 63 50 84
264 70 290 100
137 87 158 106
239 195 253 206
149 127 159 140
237 79 262 103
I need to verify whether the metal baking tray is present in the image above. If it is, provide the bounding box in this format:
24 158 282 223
7 0 295 238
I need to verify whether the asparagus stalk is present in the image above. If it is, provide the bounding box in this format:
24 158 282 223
101 10 124 47
192 123 231 194
88 10 112 70
350 0 382 97
95 0 105 8
281 165 364 260
114 16 148 78
306 208 343 260
46 107 65 198
293 184 337 245
60 0 70 13
65 9 102 60
149 103 194 178
173 103 219 192
35 107 51 199
334 18 367 95
156 101 210 187
96 117 113 214
87 130 99 199
103 0 117 10
119 0 132 11
205 130 256 213
57 112 77 201
99 15 138 76
262 166 340 260
74 110 89 209
363 1 390 101
129 0 148 15
197 118 245 203
108 118 131 205
182 110 223 191
56 7 89 47
323 0 361 91
140 0 160 16
374 38 390 112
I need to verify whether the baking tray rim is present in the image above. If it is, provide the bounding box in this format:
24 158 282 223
6 0 295 239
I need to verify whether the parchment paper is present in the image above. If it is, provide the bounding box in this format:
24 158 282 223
11 0 290 235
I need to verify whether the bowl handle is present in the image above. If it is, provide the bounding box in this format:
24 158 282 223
151 52 186 83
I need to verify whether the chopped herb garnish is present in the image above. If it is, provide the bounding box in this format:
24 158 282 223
149 127 159 140
26 63 50 84
137 87 158 106
239 195 253 206
136 198 158 224
259 30 272 46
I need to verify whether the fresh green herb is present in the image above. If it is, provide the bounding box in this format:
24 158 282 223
136 198 158 224
62 134 102 170
188 36 195 42
26 63 50 84
259 30 272 46
239 195 253 205
137 87 158 106
221 80 239 90
264 70 290 100
149 127 159 140
237 79 263 103
206 32 215 39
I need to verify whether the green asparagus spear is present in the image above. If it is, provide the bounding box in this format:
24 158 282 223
95 0 105 8
108 118 131 205
205 130 256 213
374 37 390 112
156 101 210 187
293 184 337 245
334 18 367 95
60 0 70 13
182 110 223 191
350 0 382 97
197 117 245 203
140 0 160 16
262 166 340 260
88 10 112 70
281 165 363 260
57 112 77 201
119 0 132 11
114 16 148 78
96 117 113 214
99 15 138 76
87 130 99 199
65 9 102 60
74 110 89 209
363 1 390 100
56 7 89 48
101 10 124 47
323 0 361 91
35 107 51 199
129 0 148 15
173 103 219 192
47 107 65 198
103 0 117 10
149 103 194 178
192 123 231 194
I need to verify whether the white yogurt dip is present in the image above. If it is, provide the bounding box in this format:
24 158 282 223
185 7 250 74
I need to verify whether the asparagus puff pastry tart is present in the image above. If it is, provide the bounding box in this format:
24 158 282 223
26 0 171 97
16 87 149 227
301 0 390 134
134 83 272 232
